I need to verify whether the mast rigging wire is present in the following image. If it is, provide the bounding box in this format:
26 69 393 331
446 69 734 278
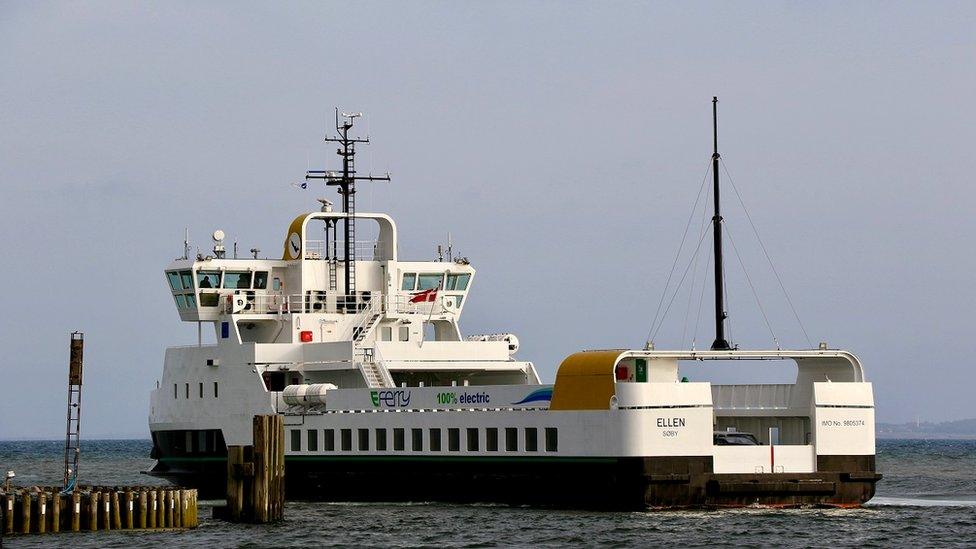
719 159 813 348
692 238 713 351
725 221 780 349
646 161 713 346
649 220 713 344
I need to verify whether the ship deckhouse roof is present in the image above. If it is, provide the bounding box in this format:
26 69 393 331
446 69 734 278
282 211 397 262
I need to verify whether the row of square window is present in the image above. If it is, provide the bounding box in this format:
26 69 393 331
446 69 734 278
173 382 218 399
291 426 558 453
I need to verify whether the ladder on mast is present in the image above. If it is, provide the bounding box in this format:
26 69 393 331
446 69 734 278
63 332 84 492
305 109 390 311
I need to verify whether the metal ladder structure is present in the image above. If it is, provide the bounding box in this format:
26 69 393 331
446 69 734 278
305 109 390 309
63 332 84 492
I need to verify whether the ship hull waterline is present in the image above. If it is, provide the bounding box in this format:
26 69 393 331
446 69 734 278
148 453 880 509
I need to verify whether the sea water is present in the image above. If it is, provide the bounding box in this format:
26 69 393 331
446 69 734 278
0 439 973 548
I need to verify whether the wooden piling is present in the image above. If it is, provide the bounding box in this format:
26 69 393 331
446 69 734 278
50 491 60 533
4 493 14 534
147 490 156 528
166 490 174 528
101 490 111 530
37 492 46 534
124 490 133 529
20 490 31 534
227 445 244 521
253 415 268 523
176 489 184 527
138 490 148 529
88 491 98 532
71 491 81 532
110 491 121 529
156 489 164 528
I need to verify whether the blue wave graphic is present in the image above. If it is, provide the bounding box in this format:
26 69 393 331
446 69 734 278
512 387 553 405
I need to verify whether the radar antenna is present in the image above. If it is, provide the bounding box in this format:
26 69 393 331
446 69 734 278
305 108 391 305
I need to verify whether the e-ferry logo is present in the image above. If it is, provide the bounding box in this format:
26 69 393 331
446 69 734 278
370 389 411 408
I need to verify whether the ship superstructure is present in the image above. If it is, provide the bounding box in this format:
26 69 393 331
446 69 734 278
148 106 880 508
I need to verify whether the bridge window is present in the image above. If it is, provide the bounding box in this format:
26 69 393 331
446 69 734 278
174 295 187 309
254 271 269 290
199 292 219 307
180 271 193 290
166 272 182 291
417 274 443 291
401 273 417 291
223 271 252 290
446 274 471 291
197 270 221 289
185 294 196 308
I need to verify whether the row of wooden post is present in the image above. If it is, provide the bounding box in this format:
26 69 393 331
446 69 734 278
0 487 197 535
224 414 285 523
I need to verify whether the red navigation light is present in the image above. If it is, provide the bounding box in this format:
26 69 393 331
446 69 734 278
300 330 313 343
615 364 629 381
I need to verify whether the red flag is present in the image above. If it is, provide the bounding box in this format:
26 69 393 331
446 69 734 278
409 288 438 303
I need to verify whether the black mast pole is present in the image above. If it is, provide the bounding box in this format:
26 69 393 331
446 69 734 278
711 96 731 351
339 118 354 299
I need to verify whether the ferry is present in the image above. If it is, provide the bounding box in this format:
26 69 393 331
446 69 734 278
148 104 880 508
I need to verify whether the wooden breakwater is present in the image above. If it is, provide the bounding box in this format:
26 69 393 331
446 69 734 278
0 486 197 536
217 414 285 523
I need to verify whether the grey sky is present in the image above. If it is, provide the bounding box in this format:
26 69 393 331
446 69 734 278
1 2 974 439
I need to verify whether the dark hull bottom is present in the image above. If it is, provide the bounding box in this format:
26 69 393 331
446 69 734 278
149 455 879 510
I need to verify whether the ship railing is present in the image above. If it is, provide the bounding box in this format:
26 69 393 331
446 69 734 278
390 292 452 315
303 239 382 261
711 383 794 411
222 291 384 315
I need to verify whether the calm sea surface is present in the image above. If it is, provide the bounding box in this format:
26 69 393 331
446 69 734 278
0 439 973 548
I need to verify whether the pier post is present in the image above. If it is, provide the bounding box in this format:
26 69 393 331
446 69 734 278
70 491 81 532
155 489 164 527
147 490 156 528
88 491 98 532
37 492 46 534
253 415 269 523
124 490 134 529
175 489 183 527
50 491 60 533
227 445 244 520
191 489 198 527
20 490 31 534
111 491 121 529
4 493 13 534
138 490 147 528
